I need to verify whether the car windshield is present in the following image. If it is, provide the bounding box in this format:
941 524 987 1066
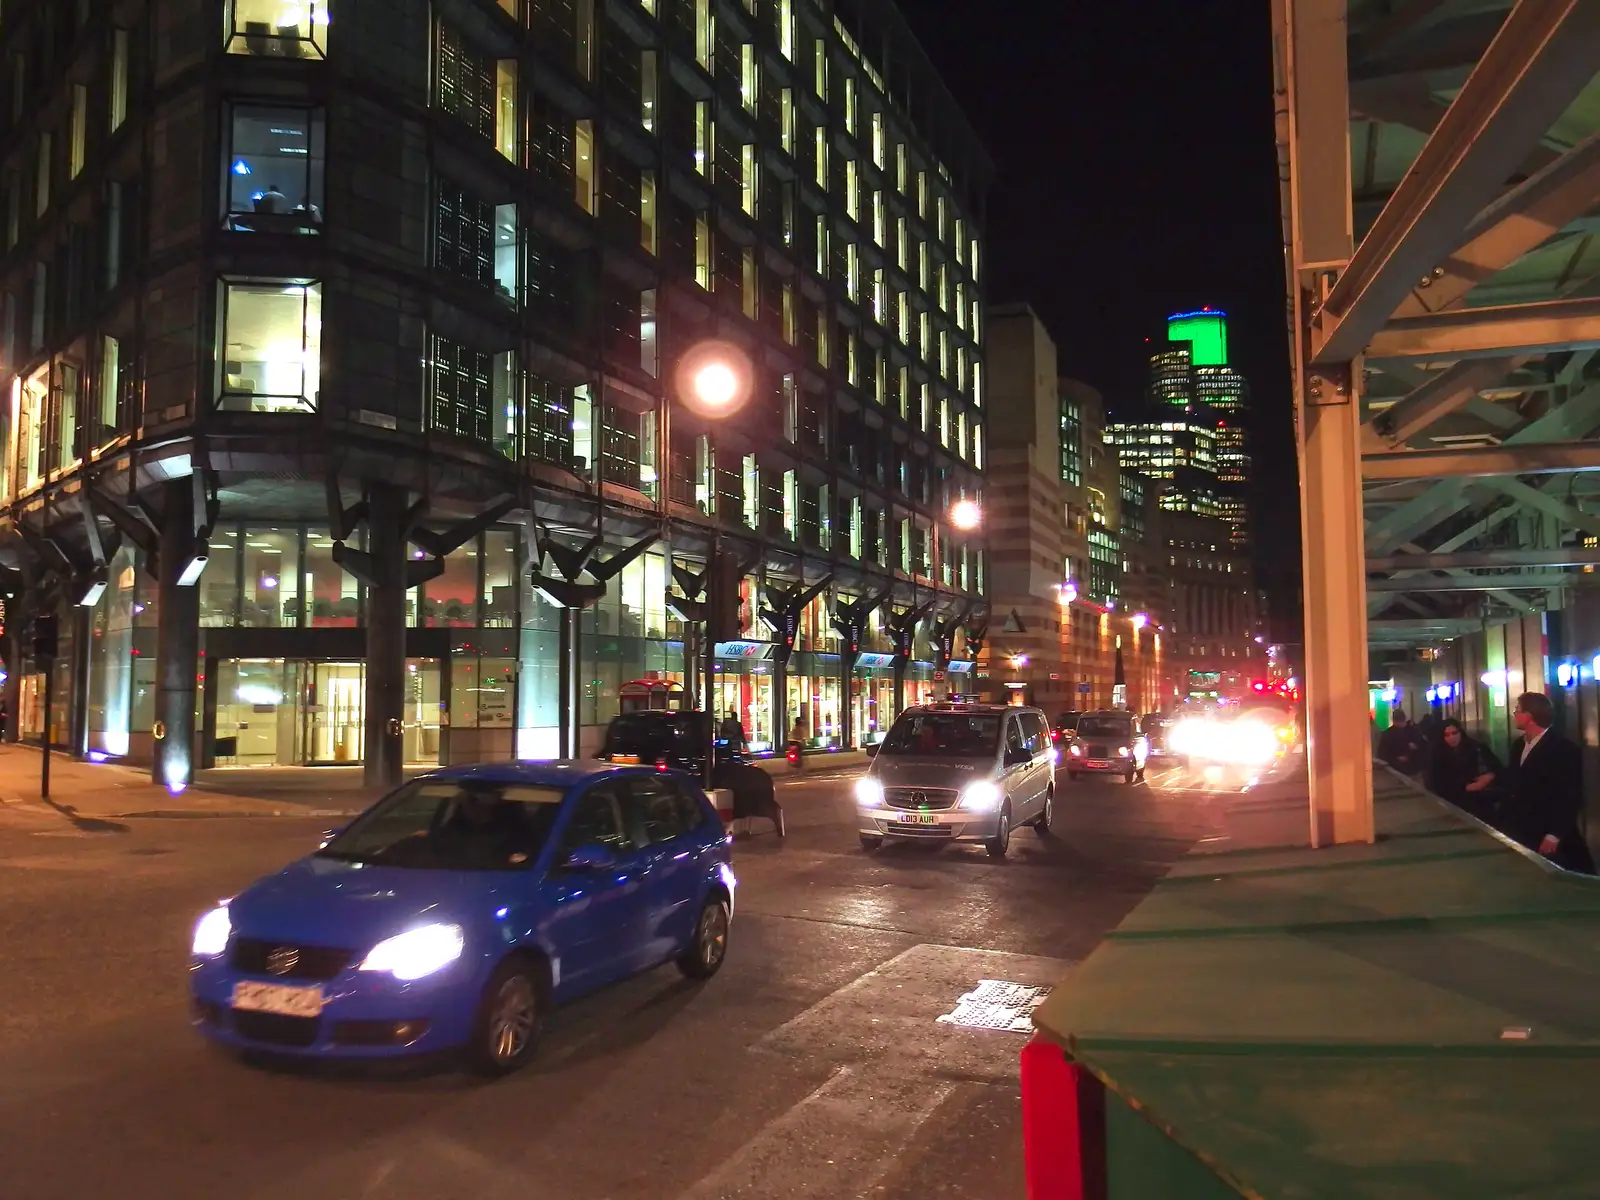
317 780 567 870
1076 716 1133 739
879 712 1002 757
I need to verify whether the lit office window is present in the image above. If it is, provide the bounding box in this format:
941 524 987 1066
845 242 859 301
218 281 323 413
109 31 129 131
224 106 325 233
872 191 884 246
69 86 87 179
640 171 657 254
896 143 907 192
813 39 827 98
741 144 759 216
871 112 884 168
872 268 884 324
813 126 827 188
573 120 598 214
576 0 595 78
696 102 711 174
896 216 907 269
781 283 796 344
844 159 859 220
741 45 758 111
742 248 758 319
780 87 794 153
641 51 657 131
225 0 329 58
496 61 518 162
815 213 829 278
695 213 711 289
843 78 857 133
695 0 714 70
641 289 658 376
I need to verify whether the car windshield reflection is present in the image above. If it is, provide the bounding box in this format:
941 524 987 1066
317 780 567 870
878 713 1002 757
1076 717 1133 739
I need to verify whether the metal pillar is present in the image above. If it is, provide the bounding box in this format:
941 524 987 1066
69 606 91 758
363 481 408 790
1277 0 1374 845
153 479 200 790
558 607 582 759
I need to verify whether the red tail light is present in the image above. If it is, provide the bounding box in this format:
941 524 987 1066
785 746 800 764
655 757 669 770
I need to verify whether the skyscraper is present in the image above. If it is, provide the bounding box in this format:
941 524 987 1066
1109 309 1251 547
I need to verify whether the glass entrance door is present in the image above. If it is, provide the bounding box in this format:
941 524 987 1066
307 662 365 763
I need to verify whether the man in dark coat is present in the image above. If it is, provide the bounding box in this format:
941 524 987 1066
1507 692 1594 874
1376 707 1427 780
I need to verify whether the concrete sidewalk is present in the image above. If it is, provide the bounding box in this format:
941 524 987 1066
0 744 872 827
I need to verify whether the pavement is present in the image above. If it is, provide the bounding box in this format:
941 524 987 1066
0 750 1220 1200
0 745 874 826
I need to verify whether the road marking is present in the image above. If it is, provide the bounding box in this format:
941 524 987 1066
676 1065 955 1200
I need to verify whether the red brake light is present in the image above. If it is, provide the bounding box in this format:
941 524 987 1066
655 757 669 770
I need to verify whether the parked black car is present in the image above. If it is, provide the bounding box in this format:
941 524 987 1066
599 710 783 833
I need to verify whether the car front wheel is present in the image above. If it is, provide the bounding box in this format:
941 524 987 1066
468 958 544 1077
986 807 1011 859
1035 788 1054 835
677 894 731 979
860 833 884 852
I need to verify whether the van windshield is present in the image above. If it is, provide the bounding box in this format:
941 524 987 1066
1076 715 1133 739
879 712 1002 757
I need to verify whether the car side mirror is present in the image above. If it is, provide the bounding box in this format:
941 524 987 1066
865 744 879 758
564 843 618 871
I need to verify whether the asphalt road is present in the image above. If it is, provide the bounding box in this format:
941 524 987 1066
0 759 1238 1200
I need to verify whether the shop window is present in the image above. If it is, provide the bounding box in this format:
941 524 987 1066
218 281 322 412
225 0 329 58
224 106 325 233
306 527 360 626
425 539 478 627
241 527 302 627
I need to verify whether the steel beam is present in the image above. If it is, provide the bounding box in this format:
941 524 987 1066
1367 355 1526 445
1366 296 1600 360
1369 547 1600 571
1395 133 1600 318
1278 0 1373 846
1489 476 1600 539
1314 0 1600 365
1363 438 1600 480
1366 572 1586 592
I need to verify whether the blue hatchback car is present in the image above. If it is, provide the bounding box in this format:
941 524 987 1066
189 761 736 1075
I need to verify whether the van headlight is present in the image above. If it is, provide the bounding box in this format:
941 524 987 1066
854 777 885 807
960 781 1004 812
359 923 465 981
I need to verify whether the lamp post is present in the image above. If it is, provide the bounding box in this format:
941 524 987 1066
675 340 753 783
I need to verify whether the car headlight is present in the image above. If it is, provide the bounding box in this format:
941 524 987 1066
960 781 1004 812
1069 744 1082 756
359 923 465 981
1116 746 1130 757
191 904 232 957
854 777 885 807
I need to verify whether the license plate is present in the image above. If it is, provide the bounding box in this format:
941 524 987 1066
902 812 940 825
232 980 324 1018
611 754 640 764
1087 760 1110 769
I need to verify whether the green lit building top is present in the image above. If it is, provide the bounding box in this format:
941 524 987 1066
1166 309 1229 367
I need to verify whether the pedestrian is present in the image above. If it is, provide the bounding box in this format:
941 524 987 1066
787 713 808 771
1376 707 1427 781
1506 692 1595 874
1430 718 1502 824
1416 708 1440 746
718 709 747 756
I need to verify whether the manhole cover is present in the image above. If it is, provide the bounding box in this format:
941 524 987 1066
937 980 1052 1034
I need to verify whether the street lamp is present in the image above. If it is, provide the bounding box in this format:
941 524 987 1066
676 339 753 419
949 498 982 532
1058 581 1078 605
1131 612 1148 631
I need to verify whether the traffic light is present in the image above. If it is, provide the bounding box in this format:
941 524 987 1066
32 613 58 662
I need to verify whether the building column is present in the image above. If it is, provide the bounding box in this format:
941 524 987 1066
1278 0 1373 844
557 607 582 759
153 480 199 790
69 605 91 757
363 481 409 790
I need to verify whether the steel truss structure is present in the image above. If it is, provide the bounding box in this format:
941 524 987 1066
1274 0 1600 842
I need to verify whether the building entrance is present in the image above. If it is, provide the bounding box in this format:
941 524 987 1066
212 657 442 766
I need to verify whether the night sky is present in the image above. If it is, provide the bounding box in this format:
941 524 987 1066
896 0 1301 619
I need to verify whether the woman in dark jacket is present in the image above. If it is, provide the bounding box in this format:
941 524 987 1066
1430 719 1502 821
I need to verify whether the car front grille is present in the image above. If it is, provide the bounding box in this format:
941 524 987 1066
231 1010 320 1048
886 822 955 836
884 787 959 811
229 938 355 981
1085 744 1110 758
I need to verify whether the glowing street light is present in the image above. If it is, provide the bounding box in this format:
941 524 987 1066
949 498 982 531
1058 581 1078 605
675 339 753 418
1131 612 1148 630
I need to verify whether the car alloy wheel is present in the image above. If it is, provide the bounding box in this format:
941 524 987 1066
678 896 731 979
1036 789 1054 836
469 960 543 1076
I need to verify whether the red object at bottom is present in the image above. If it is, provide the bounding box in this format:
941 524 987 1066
1021 1035 1105 1200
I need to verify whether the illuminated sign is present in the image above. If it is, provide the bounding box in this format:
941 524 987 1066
715 640 773 660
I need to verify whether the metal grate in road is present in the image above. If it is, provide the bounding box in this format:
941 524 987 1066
936 979 1053 1034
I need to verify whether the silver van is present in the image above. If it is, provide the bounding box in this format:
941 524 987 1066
854 704 1056 858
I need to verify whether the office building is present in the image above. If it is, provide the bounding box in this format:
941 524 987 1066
983 307 1165 714
1164 512 1259 700
0 0 988 784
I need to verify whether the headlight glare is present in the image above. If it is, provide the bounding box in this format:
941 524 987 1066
854 777 885 807
1116 746 1130 757
191 905 232 957
359 923 465 981
1069 744 1082 756
961 781 1004 812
